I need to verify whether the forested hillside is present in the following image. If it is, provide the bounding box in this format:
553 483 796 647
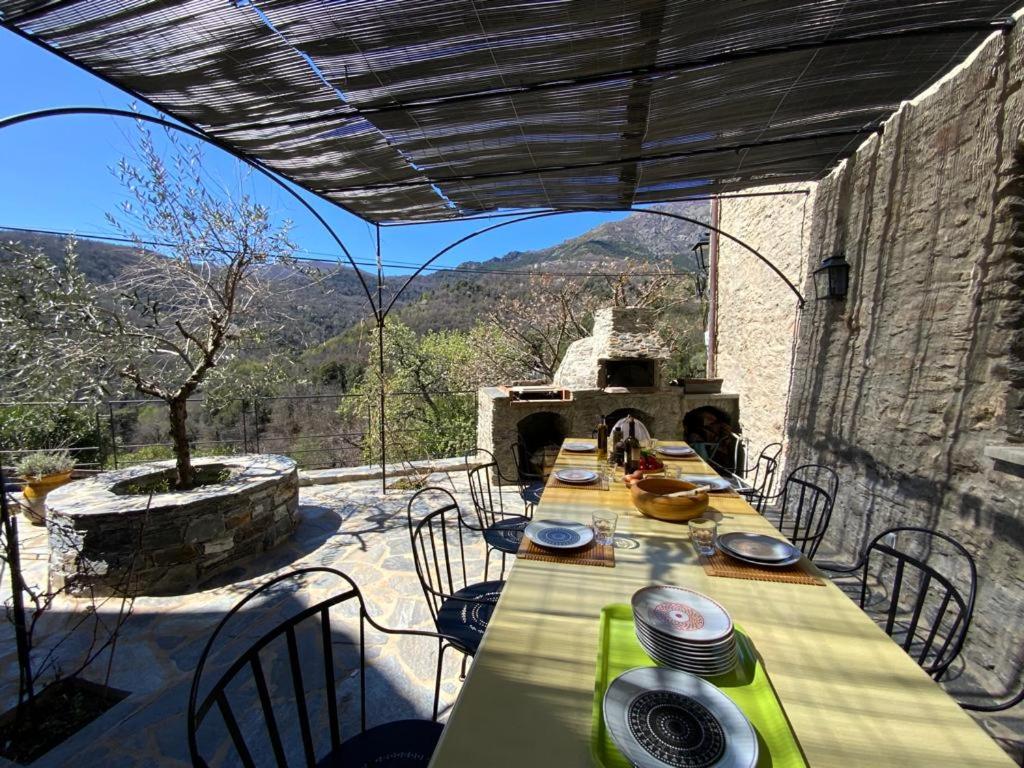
1 201 710 468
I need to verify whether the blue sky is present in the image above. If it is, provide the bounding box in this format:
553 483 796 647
0 27 630 276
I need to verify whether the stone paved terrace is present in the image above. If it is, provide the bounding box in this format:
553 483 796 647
2 469 1022 765
0 470 508 768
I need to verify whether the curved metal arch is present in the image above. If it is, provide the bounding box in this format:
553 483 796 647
0 106 378 318
382 206 805 317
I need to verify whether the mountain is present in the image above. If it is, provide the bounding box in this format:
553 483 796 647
0 200 709 379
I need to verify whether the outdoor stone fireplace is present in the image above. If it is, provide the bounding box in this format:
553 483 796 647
45 454 299 596
478 307 739 481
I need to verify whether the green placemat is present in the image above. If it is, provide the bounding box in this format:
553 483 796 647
591 603 808 768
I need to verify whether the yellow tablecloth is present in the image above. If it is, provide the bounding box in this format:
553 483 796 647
429 440 1013 767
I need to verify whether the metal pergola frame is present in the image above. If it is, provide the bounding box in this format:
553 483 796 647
0 105 811 493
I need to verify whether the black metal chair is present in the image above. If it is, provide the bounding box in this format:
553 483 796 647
709 437 782 512
187 566 457 767
406 487 504 685
767 463 838 559
509 440 544 511
465 449 531 580
828 527 977 681
743 442 782 512
959 662 1024 766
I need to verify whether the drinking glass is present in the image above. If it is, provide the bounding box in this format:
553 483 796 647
592 511 618 546
688 517 718 556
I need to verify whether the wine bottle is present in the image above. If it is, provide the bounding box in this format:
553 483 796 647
596 415 608 459
610 425 623 466
624 416 640 474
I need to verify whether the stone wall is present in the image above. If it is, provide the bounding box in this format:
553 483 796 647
46 454 299 595
717 25 1024 694
716 182 815 463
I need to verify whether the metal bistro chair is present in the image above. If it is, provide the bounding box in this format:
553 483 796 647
187 567 457 767
730 440 782 513
407 488 504 687
466 449 531 580
509 440 544 512
828 527 977 681
768 463 838 560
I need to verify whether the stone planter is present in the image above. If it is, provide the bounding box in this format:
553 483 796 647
45 454 299 596
21 470 74 525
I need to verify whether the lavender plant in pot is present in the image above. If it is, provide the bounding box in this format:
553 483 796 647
15 450 75 524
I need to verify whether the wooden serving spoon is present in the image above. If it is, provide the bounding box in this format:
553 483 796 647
663 485 711 498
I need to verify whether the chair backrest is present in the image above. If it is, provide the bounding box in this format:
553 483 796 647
509 441 542 482
856 527 976 680
466 457 510 528
407 487 478 624
749 442 783 507
776 464 838 558
188 567 372 768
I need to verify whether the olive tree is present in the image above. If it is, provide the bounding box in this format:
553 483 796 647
0 126 299 489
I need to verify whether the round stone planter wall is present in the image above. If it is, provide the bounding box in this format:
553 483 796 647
46 454 299 596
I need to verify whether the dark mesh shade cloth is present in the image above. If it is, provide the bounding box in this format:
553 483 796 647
0 0 1016 222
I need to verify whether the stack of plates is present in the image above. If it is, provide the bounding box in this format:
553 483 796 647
603 667 758 768
553 468 599 485
632 586 738 677
562 441 595 452
656 445 696 458
718 532 802 568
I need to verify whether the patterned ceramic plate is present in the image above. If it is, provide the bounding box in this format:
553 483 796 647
632 586 733 644
657 445 696 457
553 468 599 484
718 532 799 562
563 441 596 452
674 475 733 493
524 519 595 550
603 667 758 768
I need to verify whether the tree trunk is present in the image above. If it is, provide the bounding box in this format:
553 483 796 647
168 397 193 490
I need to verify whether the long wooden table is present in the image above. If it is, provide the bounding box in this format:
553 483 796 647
429 440 1013 767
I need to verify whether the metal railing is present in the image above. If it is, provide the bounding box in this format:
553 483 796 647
0 390 478 473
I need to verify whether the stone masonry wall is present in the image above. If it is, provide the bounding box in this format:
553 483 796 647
717 183 816 465
718 26 1024 694
47 454 299 596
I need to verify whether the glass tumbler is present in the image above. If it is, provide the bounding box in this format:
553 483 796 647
592 511 618 546
688 517 718 556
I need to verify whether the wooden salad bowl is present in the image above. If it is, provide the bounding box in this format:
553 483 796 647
629 477 709 522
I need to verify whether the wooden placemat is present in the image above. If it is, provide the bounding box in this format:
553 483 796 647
518 537 615 567
548 474 609 491
699 550 824 586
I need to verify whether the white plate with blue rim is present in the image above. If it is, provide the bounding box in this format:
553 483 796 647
563 441 596 452
603 666 758 768
524 519 594 550
553 468 599 485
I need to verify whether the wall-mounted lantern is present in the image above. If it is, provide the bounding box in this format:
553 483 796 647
813 254 850 300
691 232 711 274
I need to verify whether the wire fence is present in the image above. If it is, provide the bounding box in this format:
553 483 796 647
0 391 478 473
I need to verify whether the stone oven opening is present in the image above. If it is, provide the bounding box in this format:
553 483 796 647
515 411 570 478
683 405 737 472
599 359 659 390
605 408 655 436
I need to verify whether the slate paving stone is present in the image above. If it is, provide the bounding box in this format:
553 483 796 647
2 474 524 767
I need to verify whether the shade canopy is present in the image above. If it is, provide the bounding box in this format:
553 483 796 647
0 1 1016 222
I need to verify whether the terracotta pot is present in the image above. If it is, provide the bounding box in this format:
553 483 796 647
629 477 709 523
21 470 74 525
